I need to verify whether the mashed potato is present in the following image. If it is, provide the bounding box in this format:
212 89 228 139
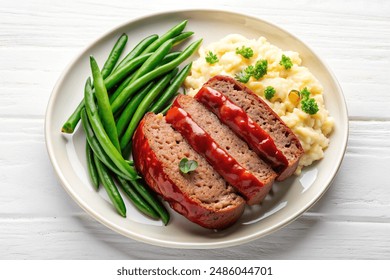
184 34 334 174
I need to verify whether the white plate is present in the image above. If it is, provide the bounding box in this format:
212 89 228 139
45 9 348 249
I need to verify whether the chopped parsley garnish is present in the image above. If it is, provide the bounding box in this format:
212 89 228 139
235 71 251 83
299 87 319 115
264 86 276 100
235 59 268 83
300 87 311 99
253 59 268 79
236 46 254 59
279 54 293 70
179 158 198 174
235 65 254 83
205 51 219 64
301 98 319 115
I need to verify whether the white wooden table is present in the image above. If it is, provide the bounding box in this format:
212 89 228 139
1 0 389 259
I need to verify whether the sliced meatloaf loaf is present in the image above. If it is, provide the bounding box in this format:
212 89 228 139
203 75 304 181
132 112 245 229
171 94 277 205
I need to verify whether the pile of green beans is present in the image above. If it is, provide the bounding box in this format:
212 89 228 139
61 20 201 225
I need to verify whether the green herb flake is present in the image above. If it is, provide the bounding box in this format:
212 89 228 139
235 60 268 83
299 87 319 115
236 46 254 59
179 158 198 174
235 65 254 83
279 54 293 70
235 71 250 83
264 86 276 100
300 87 311 99
205 51 219 64
301 97 319 115
253 59 268 79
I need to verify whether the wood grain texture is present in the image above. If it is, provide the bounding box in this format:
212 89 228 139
1 215 389 260
0 0 389 259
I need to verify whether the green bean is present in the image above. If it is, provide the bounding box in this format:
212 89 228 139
158 87 186 116
94 153 126 217
111 39 202 114
109 52 180 106
106 52 181 118
104 53 152 91
129 39 173 83
120 68 178 150
140 20 187 55
116 176 159 219
114 34 158 71
84 77 139 181
62 53 154 135
61 100 84 133
62 32 184 134
86 142 99 189
109 73 135 104
61 34 129 133
90 56 121 152
101 33 128 79
172 31 194 46
160 51 181 64
121 141 132 160
83 107 165 222
81 108 129 180
110 52 181 121
129 179 170 225
149 62 192 113
116 82 154 138
159 99 174 115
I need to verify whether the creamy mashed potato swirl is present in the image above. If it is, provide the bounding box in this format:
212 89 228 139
184 34 334 174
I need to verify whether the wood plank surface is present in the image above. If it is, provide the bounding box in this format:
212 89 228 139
0 0 389 259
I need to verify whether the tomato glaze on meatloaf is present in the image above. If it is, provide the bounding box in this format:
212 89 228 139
203 75 304 180
132 112 245 229
169 94 276 205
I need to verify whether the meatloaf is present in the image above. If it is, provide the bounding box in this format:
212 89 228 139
170 94 277 205
195 86 288 173
203 75 304 181
132 75 304 229
132 112 245 230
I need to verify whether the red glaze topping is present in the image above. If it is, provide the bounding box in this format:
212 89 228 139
195 86 288 173
132 114 242 229
166 106 264 203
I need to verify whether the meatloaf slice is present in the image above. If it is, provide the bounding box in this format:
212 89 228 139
166 105 270 205
195 86 288 173
204 75 304 181
132 112 245 229
173 94 277 205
